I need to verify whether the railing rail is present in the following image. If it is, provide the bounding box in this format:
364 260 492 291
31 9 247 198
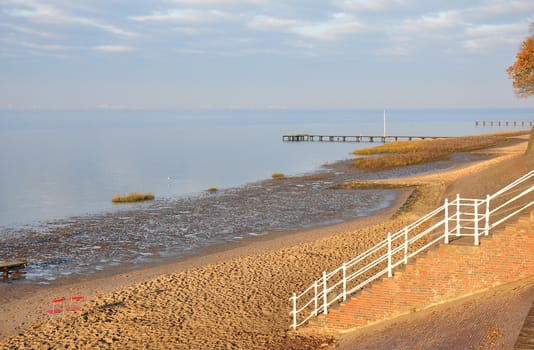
290 169 534 329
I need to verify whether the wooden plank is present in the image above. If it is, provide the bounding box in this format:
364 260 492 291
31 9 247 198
0 260 28 279
0 260 27 269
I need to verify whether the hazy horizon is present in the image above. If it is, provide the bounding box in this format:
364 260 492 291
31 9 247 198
1 106 534 112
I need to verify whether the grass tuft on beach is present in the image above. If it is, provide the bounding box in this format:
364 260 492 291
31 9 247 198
272 172 285 179
112 192 155 203
352 131 527 171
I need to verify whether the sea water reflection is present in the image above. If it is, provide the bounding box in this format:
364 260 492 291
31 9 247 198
2 108 530 228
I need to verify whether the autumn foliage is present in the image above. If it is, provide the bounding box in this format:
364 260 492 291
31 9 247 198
507 35 534 97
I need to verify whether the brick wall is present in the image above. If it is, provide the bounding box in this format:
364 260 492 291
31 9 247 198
313 214 534 332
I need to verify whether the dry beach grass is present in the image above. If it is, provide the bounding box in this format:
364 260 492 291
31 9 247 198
0 131 532 349
352 131 526 170
111 192 155 203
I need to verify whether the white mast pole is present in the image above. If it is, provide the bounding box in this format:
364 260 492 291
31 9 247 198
384 109 386 140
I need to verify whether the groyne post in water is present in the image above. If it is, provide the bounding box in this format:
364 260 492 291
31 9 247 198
475 120 534 127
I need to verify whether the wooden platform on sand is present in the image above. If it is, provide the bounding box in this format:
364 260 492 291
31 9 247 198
0 260 27 279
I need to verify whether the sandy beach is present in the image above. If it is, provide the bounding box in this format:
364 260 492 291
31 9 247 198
0 131 532 349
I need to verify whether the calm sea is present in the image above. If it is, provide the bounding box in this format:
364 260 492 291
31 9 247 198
1 108 532 230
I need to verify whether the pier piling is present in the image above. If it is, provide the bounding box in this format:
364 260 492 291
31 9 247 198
475 120 533 128
282 134 448 143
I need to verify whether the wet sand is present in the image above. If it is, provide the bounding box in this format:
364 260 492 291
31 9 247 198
0 187 413 341
0 132 531 349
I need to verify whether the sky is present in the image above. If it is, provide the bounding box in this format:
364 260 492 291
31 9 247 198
1 0 534 110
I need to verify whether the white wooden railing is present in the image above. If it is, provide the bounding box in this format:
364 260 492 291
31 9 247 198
290 169 534 329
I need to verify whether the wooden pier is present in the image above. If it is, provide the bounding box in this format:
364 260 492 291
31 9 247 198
282 134 448 143
0 260 27 279
476 120 534 127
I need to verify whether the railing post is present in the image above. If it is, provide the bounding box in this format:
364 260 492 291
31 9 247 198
292 293 297 330
387 232 392 278
444 198 449 244
404 227 408 264
313 280 318 316
323 271 328 315
342 263 347 301
456 194 461 236
474 200 479 246
485 194 490 236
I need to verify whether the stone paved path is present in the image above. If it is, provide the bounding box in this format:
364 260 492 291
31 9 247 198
336 276 534 350
514 296 534 350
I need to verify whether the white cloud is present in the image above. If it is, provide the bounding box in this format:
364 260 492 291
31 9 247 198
390 4 531 54
169 0 268 5
172 26 216 35
337 0 409 12
249 13 365 41
230 48 287 56
130 9 237 23
3 1 52 18
76 17 138 38
398 10 466 33
174 48 206 54
93 45 133 53
465 22 528 37
19 41 66 51
248 15 306 31
24 49 69 59
462 36 519 51
0 22 56 38
2 36 70 57
0 36 67 51
472 0 534 18
294 14 365 40
4 1 138 38
374 46 410 56
293 40 317 50
461 21 529 51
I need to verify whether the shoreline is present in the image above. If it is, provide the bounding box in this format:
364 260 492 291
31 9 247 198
0 149 487 285
0 156 407 284
0 186 413 338
0 131 531 348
